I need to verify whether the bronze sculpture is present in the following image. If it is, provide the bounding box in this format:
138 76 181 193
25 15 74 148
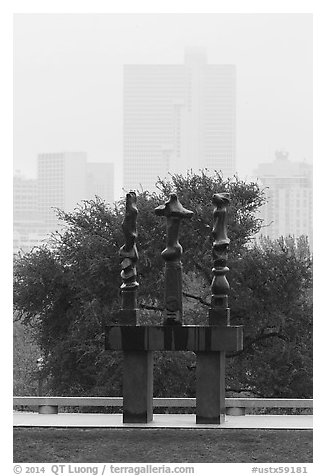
155 194 193 325
119 191 139 311
106 190 243 424
210 192 231 325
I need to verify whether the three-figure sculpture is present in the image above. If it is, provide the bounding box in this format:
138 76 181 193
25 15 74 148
105 191 243 424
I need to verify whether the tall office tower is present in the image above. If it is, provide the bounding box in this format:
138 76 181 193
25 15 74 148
254 151 313 244
13 172 40 230
123 47 236 192
86 163 114 204
13 172 47 253
38 152 87 231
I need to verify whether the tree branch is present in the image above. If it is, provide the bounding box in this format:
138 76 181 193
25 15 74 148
183 291 210 307
227 331 288 358
139 303 164 312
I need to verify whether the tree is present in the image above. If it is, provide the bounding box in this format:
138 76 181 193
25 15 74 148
13 320 41 395
13 171 312 398
227 235 312 398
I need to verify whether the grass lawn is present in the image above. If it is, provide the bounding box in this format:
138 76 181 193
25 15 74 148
13 428 312 463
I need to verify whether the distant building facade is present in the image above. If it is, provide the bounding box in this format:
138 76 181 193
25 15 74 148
38 151 88 231
13 172 47 254
38 152 114 231
254 151 312 244
13 153 114 254
86 163 114 203
123 47 236 192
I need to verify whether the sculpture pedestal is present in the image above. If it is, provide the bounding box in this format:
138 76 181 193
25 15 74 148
123 350 153 423
196 351 225 424
106 324 243 425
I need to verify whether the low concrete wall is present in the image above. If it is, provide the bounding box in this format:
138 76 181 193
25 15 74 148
13 396 313 415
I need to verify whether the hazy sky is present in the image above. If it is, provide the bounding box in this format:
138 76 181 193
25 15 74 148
13 13 312 199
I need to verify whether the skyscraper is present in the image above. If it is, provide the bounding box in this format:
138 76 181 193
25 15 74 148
254 151 313 244
13 172 40 229
37 152 115 232
123 47 236 192
13 154 115 253
86 163 114 204
13 172 47 254
38 151 87 231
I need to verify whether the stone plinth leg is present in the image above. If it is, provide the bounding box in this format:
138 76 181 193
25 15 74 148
123 350 153 423
196 351 226 424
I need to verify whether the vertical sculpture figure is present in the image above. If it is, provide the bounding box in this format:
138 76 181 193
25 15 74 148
155 194 193 325
119 192 153 422
209 192 231 326
119 192 139 312
196 192 231 424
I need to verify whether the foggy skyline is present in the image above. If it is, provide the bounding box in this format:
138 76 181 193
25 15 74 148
13 13 312 200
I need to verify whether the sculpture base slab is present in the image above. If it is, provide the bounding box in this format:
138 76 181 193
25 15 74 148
105 325 243 352
106 324 243 424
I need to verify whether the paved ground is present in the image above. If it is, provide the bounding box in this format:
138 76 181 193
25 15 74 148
13 412 312 429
